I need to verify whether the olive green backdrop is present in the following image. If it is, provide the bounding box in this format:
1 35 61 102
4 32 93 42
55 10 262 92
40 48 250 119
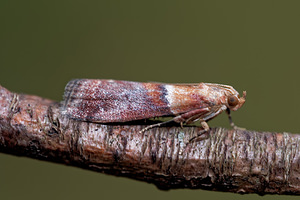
1 1 300 199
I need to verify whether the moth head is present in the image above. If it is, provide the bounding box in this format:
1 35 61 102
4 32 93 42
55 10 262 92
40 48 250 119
227 91 246 111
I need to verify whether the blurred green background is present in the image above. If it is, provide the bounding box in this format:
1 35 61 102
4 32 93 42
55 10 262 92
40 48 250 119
1 0 300 199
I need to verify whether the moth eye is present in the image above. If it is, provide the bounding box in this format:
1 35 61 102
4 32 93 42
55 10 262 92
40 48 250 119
228 95 239 107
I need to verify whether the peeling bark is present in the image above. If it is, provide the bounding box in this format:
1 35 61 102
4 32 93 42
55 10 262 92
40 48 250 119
0 85 299 195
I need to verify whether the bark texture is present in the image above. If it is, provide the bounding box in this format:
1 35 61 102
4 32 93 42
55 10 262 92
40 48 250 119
0 85 299 195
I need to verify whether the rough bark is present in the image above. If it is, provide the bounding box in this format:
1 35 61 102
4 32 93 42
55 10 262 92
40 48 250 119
0 85 299 195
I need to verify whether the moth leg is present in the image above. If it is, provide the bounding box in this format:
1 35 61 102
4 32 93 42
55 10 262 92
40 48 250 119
226 108 245 130
175 106 225 130
200 121 210 131
185 112 207 124
180 122 184 128
139 118 175 133
188 129 209 143
226 108 235 128
185 105 227 129
139 108 210 133
188 105 227 142
185 113 210 130
173 108 210 127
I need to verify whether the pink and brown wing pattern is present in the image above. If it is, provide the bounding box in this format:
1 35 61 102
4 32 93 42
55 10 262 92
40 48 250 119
62 79 173 122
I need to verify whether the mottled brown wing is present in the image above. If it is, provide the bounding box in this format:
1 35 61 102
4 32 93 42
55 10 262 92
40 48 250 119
61 79 173 122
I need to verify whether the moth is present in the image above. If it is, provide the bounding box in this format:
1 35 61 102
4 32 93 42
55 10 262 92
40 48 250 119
62 79 246 132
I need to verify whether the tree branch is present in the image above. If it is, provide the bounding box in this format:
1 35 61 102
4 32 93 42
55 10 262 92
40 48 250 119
0 85 299 195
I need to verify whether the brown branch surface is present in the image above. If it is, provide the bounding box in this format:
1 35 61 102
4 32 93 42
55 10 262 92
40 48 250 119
0 85 300 195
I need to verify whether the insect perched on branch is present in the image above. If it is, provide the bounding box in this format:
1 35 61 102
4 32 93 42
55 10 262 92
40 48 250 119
62 79 246 132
